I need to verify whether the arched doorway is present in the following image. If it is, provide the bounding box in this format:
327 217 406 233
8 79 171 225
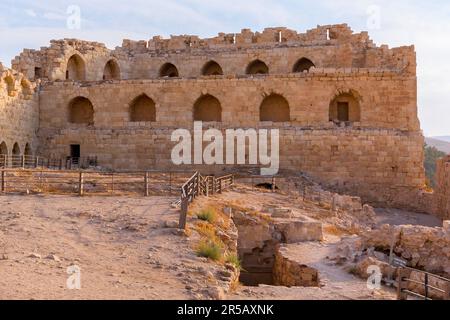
193 94 222 122
0 141 7 167
159 63 179 77
103 59 120 80
12 143 21 167
293 58 315 73
246 60 269 75
129 94 156 122
260 94 290 122
66 54 86 81
202 61 223 76
329 92 361 124
68 97 94 125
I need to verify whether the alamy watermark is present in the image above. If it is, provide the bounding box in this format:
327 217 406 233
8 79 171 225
171 122 279 176
66 265 81 290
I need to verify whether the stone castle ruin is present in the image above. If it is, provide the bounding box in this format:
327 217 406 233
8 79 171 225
0 24 448 218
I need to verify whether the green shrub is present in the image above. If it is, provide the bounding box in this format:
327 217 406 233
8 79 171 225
196 240 223 261
196 207 217 223
225 253 242 270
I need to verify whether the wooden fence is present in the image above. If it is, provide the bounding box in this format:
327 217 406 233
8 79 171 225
0 168 192 197
0 155 98 170
178 172 234 229
397 267 450 300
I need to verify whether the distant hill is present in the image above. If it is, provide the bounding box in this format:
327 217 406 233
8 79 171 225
425 137 450 154
432 136 450 143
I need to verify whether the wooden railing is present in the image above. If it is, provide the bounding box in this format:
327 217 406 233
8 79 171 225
178 172 234 229
0 168 191 197
0 155 98 170
397 267 450 300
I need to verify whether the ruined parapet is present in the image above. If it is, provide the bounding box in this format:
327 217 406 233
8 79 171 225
435 156 450 219
11 39 126 81
0 64 39 159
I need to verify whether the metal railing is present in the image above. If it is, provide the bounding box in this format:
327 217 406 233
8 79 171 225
397 267 450 300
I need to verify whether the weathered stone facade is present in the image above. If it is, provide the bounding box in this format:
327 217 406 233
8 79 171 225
0 24 436 208
435 156 450 219
0 63 39 164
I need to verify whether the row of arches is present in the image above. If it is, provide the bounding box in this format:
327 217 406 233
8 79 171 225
64 54 316 81
1 74 33 97
0 141 32 166
68 91 360 124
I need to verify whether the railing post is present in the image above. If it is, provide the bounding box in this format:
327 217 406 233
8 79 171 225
1 170 4 193
424 273 429 300
396 268 410 300
272 177 275 192
144 171 149 197
196 173 200 197
179 197 188 229
21 156 25 169
78 171 84 196
444 281 450 300
35 156 39 169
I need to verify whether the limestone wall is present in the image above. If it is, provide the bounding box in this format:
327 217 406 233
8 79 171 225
434 156 450 219
0 64 39 162
11 24 416 82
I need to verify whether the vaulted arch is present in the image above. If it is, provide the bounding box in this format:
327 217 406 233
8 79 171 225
193 94 222 122
4 75 15 96
0 141 7 167
293 57 315 73
246 60 269 75
329 91 361 123
68 97 94 125
129 94 156 122
260 94 290 122
103 59 120 80
24 143 32 156
202 61 223 76
159 63 179 77
66 54 86 81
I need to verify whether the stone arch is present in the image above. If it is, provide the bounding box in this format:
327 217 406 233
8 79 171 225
246 59 269 75
329 90 361 123
202 61 223 76
68 97 94 125
159 63 179 77
193 94 222 122
260 94 290 122
103 59 120 80
129 94 156 122
12 142 21 166
0 141 7 166
66 54 86 81
21 78 33 97
293 57 315 73
4 75 15 96
24 143 32 156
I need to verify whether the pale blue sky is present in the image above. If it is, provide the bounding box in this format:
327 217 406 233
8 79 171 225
0 0 449 136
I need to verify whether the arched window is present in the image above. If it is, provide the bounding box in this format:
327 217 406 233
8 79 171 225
66 54 86 81
246 60 269 75
193 94 222 122
260 94 290 122
159 63 179 78
24 143 32 156
0 142 7 167
68 97 94 125
4 75 15 96
103 59 120 80
202 61 223 76
293 58 315 73
129 94 156 122
12 143 21 167
329 92 361 123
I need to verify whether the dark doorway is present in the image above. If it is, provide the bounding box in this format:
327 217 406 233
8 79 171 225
70 144 80 158
337 102 349 122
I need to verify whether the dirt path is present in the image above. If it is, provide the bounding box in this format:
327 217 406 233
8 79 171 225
0 195 220 300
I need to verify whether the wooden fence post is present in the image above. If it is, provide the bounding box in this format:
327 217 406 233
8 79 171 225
179 197 188 229
396 268 411 300
35 156 39 169
78 171 84 196
444 281 450 300
1 170 5 193
21 156 25 169
144 171 149 196
271 177 276 193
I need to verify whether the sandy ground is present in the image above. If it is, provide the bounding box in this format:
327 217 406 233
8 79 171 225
0 195 222 300
0 189 440 300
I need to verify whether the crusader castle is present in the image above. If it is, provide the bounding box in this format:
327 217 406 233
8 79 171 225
0 24 448 217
